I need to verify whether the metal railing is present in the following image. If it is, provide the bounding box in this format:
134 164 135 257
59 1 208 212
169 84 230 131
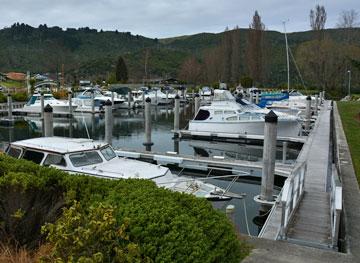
279 161 307 239
330 164 342 248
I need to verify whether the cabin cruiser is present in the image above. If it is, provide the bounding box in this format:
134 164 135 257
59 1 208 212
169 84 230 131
133 88 172 106
200 87 213 97
6 137 230 200
73 88 126 112
22 93 77 114
188 90 301 137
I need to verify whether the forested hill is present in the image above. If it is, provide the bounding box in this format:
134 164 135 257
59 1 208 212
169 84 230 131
0 23 359 89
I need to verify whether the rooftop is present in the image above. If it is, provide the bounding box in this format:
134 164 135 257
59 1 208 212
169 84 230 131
11 137 108 154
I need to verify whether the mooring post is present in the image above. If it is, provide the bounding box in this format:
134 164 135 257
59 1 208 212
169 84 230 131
249 91 254 103
142 92 145 109
282 141 288 164
194 93 200 117
255 91 259 104
40 92 45 119
174 94 180 134
7 94 12 120
260 110 278 203
323 91 326 101
305 96 311 131
111 91 115 110
44 104 53 137
68 91 73 117
165 90 169 104
314 94 319 116
105 100 113 145
91 90 95 114
128 91 132 110
155 90 158 105
226 204 236 224
143 97 153 151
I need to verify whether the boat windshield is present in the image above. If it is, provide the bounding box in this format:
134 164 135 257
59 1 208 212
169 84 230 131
100 146 117 161
69 151 103 167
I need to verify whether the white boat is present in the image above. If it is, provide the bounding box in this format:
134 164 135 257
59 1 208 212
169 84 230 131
133 88 172 106
188 90 301 137
22 93 77 114
73 88 127 111
199 86 213 97
6 137 231 200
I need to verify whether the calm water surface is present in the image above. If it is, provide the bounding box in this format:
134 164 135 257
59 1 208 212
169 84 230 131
0 103 298 236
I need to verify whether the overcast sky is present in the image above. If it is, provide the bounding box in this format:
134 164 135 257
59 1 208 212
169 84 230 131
0 0 358 38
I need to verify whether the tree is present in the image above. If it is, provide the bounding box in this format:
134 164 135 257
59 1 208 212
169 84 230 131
115 56 128 83
337 9 359 28
296 38 360 97
337 9 359 43
178 56 202 84
310 5 327 31
246 11 266 85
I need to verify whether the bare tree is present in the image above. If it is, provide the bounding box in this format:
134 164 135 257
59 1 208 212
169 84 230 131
178 56 202 84
337 9 359 28
310 5 327 31
246 11 266 85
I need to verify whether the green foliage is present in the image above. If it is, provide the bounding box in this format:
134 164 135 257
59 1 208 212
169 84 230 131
12 92 28 102
42 202 146 263
240 76 253 88
337 102 360 183
115 56 128 83
0 93 6 103
0 155 250 262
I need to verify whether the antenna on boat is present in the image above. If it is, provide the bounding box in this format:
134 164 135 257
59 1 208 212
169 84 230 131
282 20 290 92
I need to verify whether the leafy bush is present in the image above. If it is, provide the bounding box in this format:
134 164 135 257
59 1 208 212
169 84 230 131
0 155 250 262
12 92 28 102
0 93 6 103
53 90 69 99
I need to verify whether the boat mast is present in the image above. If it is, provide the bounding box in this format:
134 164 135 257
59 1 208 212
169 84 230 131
283 20 290 92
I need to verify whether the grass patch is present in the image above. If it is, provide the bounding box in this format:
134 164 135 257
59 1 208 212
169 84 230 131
0 80 25 89
337 101 360 183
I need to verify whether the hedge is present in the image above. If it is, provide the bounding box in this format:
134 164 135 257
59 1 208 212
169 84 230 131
0 155 250 262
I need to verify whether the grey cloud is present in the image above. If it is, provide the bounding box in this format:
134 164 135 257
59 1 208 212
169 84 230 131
0 0 358 37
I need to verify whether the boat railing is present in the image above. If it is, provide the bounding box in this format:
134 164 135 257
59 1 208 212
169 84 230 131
330 164 342 248
279 161 307 239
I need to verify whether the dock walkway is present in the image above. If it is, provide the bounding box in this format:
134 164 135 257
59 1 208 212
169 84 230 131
260 101 333 249
285 102 332 247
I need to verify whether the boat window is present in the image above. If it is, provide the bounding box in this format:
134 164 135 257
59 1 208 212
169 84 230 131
224 110 236 114
194 109 210 121
43 154 66 167
69 151 103 167
100 146 117 161
214 110 223 115
27 96 37 106
226 116 237 121
22 150 45 164
6 146 21 158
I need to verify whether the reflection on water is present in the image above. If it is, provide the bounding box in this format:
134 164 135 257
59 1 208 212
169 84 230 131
0 104 299 236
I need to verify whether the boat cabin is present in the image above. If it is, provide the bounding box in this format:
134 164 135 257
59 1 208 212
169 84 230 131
6 137 116 170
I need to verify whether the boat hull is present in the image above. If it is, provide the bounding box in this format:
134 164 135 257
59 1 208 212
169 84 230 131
188 119 301 137
22 105 77 114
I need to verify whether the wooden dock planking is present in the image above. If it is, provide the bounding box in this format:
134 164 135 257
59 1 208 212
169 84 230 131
285 102 332 247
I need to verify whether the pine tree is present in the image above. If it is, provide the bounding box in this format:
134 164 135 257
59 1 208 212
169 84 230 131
115 56 128 83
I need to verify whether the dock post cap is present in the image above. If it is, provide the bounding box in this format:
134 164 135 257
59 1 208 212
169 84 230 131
7 93 11 97
145 97 151 103
44 104 53 113
104 99 112 106
68 90 72 94
175 94 180 99
306 95 311 100
265 110 278 123
195 93 200 97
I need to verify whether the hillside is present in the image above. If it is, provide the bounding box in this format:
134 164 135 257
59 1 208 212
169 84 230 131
0 23 359 87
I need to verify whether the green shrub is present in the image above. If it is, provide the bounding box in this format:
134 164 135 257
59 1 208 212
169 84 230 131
0 93 6 103
0 155 250 262
12 92 28 102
